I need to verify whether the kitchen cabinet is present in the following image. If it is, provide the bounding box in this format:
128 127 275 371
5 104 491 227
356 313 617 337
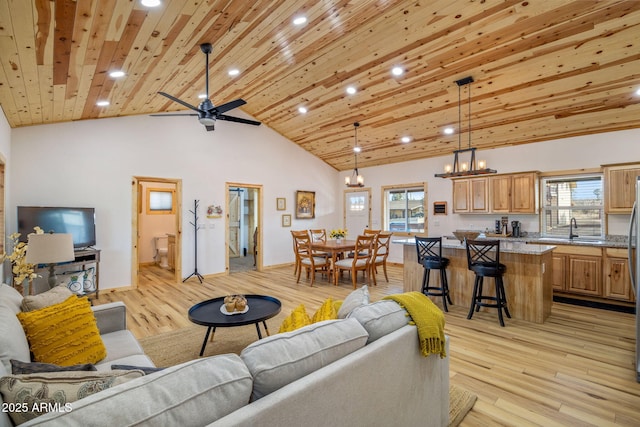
603 163 640 213
452 178 489 213
490 172 537 213
603 248 635 302
552 245 602 297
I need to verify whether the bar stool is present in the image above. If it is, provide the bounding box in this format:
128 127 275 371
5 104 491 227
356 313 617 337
415 236 452 312
464 239 511 326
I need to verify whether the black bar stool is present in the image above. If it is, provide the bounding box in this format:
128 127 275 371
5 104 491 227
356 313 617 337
415 236 452 312
464 239 511 326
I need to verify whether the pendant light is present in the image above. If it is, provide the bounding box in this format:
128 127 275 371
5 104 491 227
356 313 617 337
345 122 364 187
435 76 497 178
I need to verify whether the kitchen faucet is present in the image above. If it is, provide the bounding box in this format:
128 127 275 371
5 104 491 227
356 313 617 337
569 217 579 240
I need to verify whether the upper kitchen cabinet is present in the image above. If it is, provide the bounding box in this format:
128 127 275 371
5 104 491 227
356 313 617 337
490 172 538 214
452 178 489 213
603 163 640 214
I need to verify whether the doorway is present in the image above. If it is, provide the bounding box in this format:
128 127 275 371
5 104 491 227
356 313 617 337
226 183 262 273
131 177 182 287
344 188 372 234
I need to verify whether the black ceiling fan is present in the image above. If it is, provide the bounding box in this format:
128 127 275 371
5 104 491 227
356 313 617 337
152 43 261 131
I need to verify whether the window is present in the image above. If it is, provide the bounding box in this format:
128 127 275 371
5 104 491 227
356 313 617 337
382 183 426 233
541 174 603 238
147 188 175 214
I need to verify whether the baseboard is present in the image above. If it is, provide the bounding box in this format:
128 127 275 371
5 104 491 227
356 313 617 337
553 295 636 314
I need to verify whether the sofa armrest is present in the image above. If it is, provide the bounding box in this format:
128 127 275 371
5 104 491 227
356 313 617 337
92 302 127 334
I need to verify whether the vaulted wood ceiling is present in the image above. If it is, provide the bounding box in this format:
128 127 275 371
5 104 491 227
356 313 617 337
1 0 639 171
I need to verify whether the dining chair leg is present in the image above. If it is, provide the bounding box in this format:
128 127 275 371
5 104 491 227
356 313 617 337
382 263 389 282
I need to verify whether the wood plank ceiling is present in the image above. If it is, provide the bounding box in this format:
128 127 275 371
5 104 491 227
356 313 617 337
1 0 639 171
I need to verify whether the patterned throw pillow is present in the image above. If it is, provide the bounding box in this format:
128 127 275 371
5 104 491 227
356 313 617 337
311 298 338 323
82 267 96 292
278 304 311 333
17 296 107 366
0 370 144 425
57 271 84 295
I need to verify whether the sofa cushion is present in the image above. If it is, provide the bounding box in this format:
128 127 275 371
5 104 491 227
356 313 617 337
17 296 107 366
20 286 73 312
99 330 146 363
95 354 155 372
0 305 31 374
0 369 144 425
337 285 369 318
347 300 409 343
21 354 253 427
0 283 23 314
10 359 97 375
278 304 311 333
241 318 369 401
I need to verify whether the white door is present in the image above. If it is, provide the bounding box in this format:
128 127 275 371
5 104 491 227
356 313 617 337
228 191 241 258
344 189 372 238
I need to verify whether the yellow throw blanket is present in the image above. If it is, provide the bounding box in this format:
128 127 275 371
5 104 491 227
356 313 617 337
383 292 446 358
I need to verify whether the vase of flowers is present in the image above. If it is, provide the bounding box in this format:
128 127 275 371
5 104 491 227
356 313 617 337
1 227 44 295
329 229 347 244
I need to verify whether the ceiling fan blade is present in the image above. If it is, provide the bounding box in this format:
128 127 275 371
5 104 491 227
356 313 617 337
158 92 203 113
150 113 198 117
212 99 246 115
216 114 261 126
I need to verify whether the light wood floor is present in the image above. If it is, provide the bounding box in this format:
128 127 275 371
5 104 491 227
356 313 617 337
95 264 640 426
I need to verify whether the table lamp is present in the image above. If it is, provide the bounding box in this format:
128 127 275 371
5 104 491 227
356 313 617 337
26 233 75 289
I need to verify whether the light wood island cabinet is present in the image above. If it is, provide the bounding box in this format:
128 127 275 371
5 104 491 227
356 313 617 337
603 162 640 213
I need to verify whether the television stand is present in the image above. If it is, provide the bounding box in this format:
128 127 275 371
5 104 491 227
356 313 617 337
32 248 101 298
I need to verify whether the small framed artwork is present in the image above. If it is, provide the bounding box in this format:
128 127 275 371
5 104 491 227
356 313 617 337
295 190 315 219
276 197 286 211
282 214 292 227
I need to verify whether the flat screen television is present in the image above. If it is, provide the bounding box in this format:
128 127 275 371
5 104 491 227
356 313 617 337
17 206 96 249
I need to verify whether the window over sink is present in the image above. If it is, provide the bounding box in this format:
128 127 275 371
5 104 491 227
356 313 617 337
541 174 603 239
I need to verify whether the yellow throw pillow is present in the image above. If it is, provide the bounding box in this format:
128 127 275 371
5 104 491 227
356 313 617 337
278 304 311 333
17 295 107 366
333 300 343 314
311 298 338 323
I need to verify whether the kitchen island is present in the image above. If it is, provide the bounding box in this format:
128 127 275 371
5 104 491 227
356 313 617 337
396 238 556 323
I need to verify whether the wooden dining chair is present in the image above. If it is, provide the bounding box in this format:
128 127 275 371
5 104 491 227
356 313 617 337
291 230 310 277
348 228 379 258
333 234 375 288
292 232 331 286
309 229 330 258
370 232 392 285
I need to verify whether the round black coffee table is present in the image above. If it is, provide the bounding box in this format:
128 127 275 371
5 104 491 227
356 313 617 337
188 294 282 356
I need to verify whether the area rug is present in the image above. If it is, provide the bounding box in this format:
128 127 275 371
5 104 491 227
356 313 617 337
139 325 477 426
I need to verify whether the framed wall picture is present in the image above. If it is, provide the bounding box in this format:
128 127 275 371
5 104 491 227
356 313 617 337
282 214 292 227
276 197 286 211
295 190 315 219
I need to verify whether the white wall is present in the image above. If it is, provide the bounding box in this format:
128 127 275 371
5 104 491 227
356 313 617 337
10 112 340 290
356 129 640 263
0 107 11 283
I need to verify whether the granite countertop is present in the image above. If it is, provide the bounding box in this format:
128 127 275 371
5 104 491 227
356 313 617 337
393 238 556 255
436 233 629 249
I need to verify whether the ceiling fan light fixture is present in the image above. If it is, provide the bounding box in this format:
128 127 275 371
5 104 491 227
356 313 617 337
140 0 161 7
345 122 364 187
199 117 216 126
435 76 497 178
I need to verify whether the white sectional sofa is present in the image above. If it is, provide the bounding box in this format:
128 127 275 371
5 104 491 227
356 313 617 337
0 284 449 426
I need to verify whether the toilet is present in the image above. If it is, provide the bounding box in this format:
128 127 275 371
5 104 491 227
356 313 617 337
154 236 169 268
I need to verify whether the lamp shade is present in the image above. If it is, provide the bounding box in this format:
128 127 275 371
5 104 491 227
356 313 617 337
25 233 75 265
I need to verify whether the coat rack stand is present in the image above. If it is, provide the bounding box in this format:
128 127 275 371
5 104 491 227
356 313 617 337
183 199 204 283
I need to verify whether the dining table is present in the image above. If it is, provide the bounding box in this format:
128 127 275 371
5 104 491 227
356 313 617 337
310 239 357 282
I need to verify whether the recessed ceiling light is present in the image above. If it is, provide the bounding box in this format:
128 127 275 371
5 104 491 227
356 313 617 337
198 94 207 99
228 69 240 77
401 136 411 143
293 16 307 26
353 146 361 153
391 66 404 76
443 127 455 135
636 87 640 96
96 100 110 107
346 86 357 95
298 106 308 114
141 0 161 7
109 70 125 78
